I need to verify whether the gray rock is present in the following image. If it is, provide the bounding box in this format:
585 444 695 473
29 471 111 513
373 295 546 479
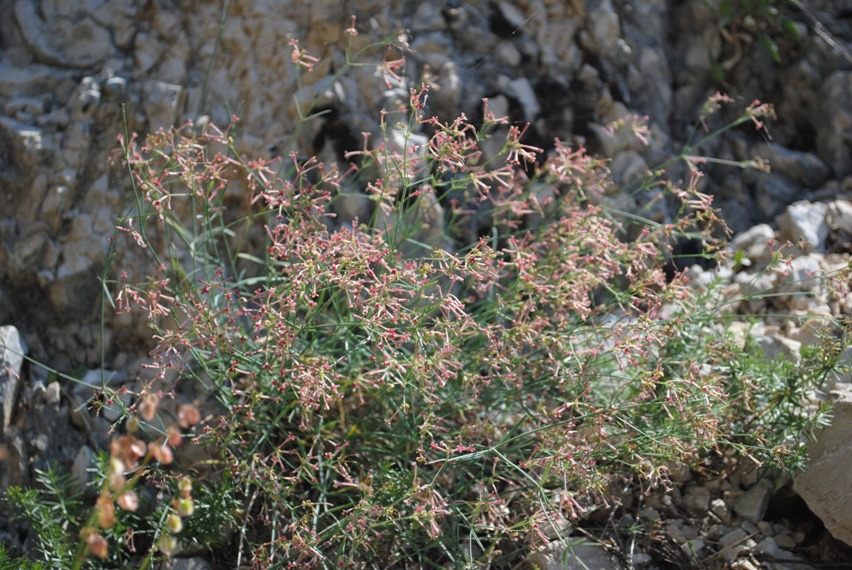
795 384 852 546
682 485 711 513
581 0 621 59
71 369 123 402
12 1 68 66
731 223 775 265
0 427 26 491
3 96 46 119
719 527 752 561
495 1 528 30
711 497 732 524
756 536 796 561
411 3 447 34
159 557 213 570
71 445 94 493
609 151 648 186
775 254 823 297
0 326 27 432
733 479 774 524
506 77 540 122
815 72 852 178
753 333 802 363
430 61 462 121
525 538 617 570
826 200 852 232
754 173 804 221
0 117 49 173
752 143 830 189
13 1 114 68
103 76 128 97
831 345 852 386
91 0 138 49
143 81 184 133
777 201 829 252
52 17 114 68
733 271 777 312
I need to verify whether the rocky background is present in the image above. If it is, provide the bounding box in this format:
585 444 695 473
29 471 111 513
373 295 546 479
0 0 850 567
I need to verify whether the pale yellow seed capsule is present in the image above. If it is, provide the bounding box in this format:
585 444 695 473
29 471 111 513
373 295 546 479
158 534 178 555
166 513 183 533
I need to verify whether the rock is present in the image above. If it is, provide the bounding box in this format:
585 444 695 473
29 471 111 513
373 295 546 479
13 1 115 68
143 81 184 133
826 199 852 232
494 1 528 31
752 143 830 189
91 0 138 49
775 533 798 549
795 384 852 546
52 17 114 68
733 271 776 313
756 536 796 561
609 150 648 186
733 479 774 524
665 519 698 544
711 497 733 524
71 369 123 402
683 538 706 558
71 445 94 492
730 559 760 570
429 61 462 121
754 173 802 221
777 201 830 252
731 223 776 265
525 538 618 570
815 72 852 178
775 254 823 298
504 77 540 122
159 557 213 570
831 345 852 386
101 392 132 423
682 486 711 513
0 117 49 173
753 333 802 363
43 381 60 406
580 0 621 59
0 427 26 491
719 527 753 561
0 326 27 432
3 96 46 119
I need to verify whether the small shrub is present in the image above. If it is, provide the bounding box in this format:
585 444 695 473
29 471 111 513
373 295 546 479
6 26 846 570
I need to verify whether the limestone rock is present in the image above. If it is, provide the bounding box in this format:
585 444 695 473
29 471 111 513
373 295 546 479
754 173 802 221
795 384 852 546
683 485 711 513
0 326 27 432
777 201 829 252
13 0 115 68
815 72 852 178
734 479 774 524
752 142 829 189
143 81 184 133
160 557 213 570
525 538 618 570
826 199 852 233
731 223 775 265
71 444 94 492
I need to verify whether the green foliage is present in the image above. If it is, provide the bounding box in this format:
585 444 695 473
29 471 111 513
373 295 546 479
710 0 801 70
0 546 44 570
723 327 841 470
6 468 83 568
